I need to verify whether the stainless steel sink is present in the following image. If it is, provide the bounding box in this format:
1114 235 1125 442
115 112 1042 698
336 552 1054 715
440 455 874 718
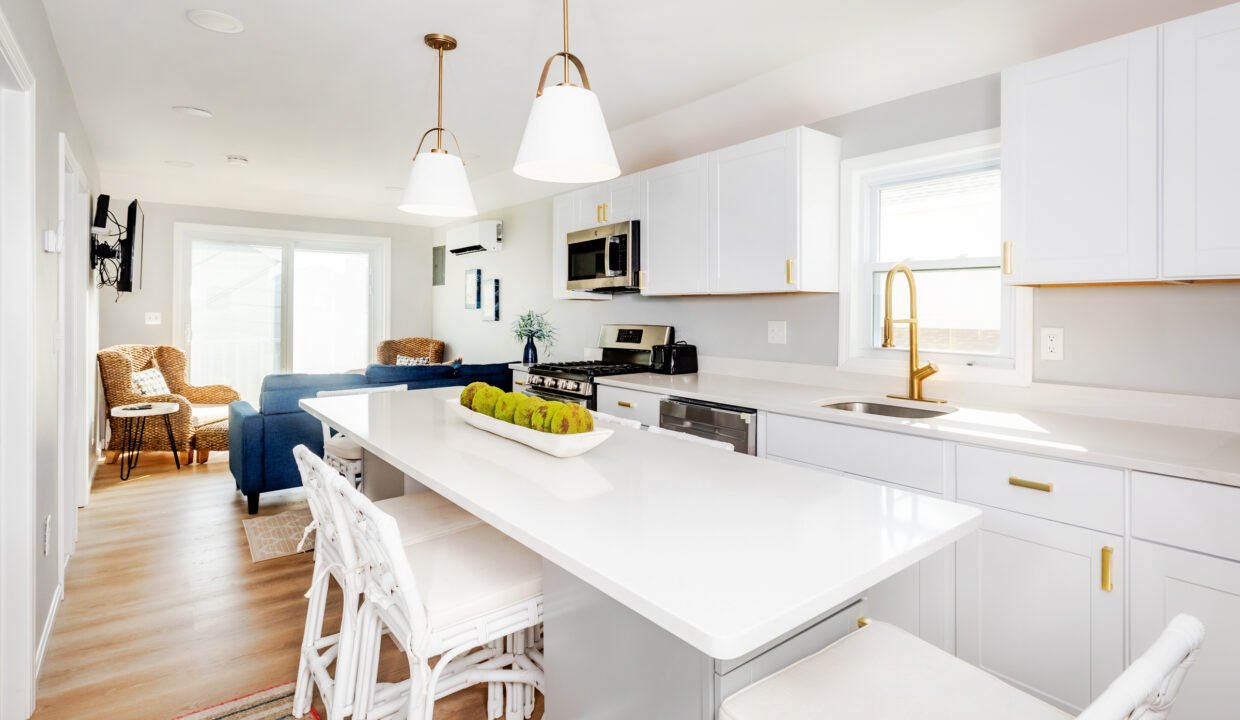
822 401 954 419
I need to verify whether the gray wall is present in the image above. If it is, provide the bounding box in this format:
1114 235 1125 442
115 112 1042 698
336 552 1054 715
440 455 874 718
432 73 1240 399
3 0 103 659
98 202 435 350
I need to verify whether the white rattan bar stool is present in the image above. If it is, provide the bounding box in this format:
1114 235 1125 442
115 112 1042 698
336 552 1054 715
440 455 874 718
317 384 407 489
719 615 1204 720
291 445 368 720
330 469 545 720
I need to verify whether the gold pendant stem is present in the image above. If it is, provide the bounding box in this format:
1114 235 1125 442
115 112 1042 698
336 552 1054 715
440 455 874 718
436 46 444 152
562 0 570 85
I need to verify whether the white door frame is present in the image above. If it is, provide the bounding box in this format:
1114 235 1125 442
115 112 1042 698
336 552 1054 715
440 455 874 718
56 133 90 589
0 8 38 719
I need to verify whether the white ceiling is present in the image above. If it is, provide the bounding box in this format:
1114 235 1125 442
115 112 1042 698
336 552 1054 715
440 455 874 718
43 0 1231 227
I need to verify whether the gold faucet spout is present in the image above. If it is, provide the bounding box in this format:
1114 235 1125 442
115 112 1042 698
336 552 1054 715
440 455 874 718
882 263 946 404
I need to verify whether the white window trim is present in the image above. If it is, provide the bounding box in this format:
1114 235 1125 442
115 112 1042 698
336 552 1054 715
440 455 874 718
838 129 1032 386
172 223 392 373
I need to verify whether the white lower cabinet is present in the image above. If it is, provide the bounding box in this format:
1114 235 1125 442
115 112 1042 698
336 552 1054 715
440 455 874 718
956 503 1124 714
1130 540 1240 720
595 385 664 427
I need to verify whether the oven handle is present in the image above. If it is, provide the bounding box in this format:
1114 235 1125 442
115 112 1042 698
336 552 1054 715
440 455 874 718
522 386 589 406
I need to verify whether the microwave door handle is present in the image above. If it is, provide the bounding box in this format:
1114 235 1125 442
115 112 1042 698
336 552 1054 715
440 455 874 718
603 236 615 277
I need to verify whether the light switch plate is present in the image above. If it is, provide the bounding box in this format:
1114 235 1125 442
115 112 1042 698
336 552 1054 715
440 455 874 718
1041 327 1063 361
767 321 788 345
145 312 162 326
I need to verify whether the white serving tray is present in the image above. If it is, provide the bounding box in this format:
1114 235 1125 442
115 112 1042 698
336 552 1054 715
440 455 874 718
446 398 614 458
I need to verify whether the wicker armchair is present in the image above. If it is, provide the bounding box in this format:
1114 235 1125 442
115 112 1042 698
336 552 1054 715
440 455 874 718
97 345 240 463
375 337 445 365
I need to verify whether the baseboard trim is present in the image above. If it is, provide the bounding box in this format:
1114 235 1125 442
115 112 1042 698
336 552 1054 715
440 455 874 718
35 583 62 679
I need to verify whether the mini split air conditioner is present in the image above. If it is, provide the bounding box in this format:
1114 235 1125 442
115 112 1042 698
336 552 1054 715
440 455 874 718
447 220 502 255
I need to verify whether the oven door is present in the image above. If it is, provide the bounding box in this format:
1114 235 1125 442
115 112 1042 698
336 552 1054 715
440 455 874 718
521 385 592 409
566 223 636 292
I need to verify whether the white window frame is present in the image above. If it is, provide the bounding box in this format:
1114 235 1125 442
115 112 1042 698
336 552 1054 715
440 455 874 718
172 223 392 374
838 129 1032 386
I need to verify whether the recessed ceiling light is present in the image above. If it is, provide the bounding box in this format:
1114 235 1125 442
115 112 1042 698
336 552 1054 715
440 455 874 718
225 155 249 166
172 105 213 118
186 9 244 34
165 160 194 168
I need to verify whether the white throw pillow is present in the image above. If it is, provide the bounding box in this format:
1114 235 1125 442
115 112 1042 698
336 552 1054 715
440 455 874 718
131 367 170 396
396 354 429 366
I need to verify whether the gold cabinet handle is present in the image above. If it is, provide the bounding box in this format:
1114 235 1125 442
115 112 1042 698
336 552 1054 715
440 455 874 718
1002 241 1013 275
1009 476 1053 493
1101 546 1114 592
596 204 603 223
603 203 608 222
857 616 871 629
515 379 526 386
785 258 794 285
617 401 634 408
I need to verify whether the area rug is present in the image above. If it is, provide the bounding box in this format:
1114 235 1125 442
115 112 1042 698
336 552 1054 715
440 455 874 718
172 682 319 719
241 505 315 562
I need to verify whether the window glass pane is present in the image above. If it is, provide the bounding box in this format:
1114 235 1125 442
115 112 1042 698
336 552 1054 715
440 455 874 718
189 241 282 403
877 168 1000 262
292 249 370 374
874 268 1001 355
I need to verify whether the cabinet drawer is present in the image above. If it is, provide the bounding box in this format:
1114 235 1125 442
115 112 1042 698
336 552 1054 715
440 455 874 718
956 446 1123 534
765 414 943 494
1132 472 1240 562
512 370 529 388
596 385 664 427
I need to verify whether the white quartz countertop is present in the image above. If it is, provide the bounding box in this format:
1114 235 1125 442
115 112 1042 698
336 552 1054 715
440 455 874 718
301 387 981 660
596 373 1240 487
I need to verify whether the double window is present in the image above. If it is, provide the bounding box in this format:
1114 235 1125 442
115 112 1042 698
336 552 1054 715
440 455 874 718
174 224 390 401
840 130 1030 383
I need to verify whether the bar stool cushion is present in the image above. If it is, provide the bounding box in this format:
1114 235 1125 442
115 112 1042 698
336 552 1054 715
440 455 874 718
719 621 1072 720
324 433 364 461
403 524 543 630
375 492 483 545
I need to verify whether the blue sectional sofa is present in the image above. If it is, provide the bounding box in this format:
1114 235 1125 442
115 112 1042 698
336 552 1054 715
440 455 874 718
229 362 512 513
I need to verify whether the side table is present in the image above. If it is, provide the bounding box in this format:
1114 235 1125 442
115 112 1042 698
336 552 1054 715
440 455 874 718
111 402 181 481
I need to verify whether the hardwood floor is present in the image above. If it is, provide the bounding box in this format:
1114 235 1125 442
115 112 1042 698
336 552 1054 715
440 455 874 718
34 453 542 720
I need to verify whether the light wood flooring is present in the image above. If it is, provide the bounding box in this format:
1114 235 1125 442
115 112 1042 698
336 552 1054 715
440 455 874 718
34 452 543 720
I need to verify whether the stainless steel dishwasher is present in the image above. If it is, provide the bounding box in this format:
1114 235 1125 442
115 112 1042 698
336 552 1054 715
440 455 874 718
658 397 758 454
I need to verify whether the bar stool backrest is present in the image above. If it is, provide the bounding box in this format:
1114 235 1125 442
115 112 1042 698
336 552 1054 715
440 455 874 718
1077 614 1205 720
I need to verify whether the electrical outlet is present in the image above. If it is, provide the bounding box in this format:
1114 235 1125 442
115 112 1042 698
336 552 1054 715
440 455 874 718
43 515 51 556
1041 327 1064 361
767 320 788 345
145 312 162 325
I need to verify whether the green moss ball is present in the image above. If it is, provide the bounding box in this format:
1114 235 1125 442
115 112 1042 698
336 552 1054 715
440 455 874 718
547 403 594 434
514 396 546 428
530 401 564 432
460 382 490 408
493 392 524 423
470 386 504 416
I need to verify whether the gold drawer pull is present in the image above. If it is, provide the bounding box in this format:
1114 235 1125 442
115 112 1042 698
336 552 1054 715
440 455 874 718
1009 476 1053 493
785 258 794 284
515 379 526 386
1101 546 1114 592
617 401 634 409
1002 241 1013 274
857 616 871 629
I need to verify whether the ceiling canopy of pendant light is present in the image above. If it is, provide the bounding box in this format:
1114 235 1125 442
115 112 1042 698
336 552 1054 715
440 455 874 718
400 33 477 218
513 0 620 184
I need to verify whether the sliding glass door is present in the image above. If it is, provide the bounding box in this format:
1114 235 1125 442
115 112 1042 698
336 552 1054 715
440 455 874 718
178 225 389 402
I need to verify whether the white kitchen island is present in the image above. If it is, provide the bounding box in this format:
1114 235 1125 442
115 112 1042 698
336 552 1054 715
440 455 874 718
301 387 981 719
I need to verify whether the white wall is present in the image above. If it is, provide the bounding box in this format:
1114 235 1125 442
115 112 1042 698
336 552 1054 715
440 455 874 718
98 202 434 351
432 74 1240 400
0 0 101 693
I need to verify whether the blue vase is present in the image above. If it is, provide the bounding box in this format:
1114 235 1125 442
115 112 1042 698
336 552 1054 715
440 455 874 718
523 336 538 365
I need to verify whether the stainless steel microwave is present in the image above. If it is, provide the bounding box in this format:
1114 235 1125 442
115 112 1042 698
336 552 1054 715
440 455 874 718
566 220 640 292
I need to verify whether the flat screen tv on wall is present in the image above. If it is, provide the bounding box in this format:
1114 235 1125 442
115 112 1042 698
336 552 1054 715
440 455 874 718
91 196 144 294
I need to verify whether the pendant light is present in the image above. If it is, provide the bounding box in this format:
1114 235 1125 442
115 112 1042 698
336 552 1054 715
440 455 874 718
513 0 620 184
399 33 477 217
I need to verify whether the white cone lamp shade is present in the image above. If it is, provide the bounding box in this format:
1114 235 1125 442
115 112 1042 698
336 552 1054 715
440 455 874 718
514 84 620 183
399 151 477 217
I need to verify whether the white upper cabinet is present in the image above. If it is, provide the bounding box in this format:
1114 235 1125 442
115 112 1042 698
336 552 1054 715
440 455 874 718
710 127 839 294
571 174 639 231
1002 29 1160 284
640 154 711 296
1163 4 1240 279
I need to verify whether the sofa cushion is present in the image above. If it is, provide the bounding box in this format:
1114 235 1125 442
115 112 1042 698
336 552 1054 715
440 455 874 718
365 363 458 386
258 373 369 415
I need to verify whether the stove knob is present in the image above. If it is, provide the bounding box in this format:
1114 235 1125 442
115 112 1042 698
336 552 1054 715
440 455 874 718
546 378 560 389
562 381 579 392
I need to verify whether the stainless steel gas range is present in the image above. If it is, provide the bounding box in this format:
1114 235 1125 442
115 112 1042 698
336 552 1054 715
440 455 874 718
523 324 673 409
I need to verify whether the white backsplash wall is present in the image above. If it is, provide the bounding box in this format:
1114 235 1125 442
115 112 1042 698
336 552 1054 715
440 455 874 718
98 201 435 350
432 73 1240 399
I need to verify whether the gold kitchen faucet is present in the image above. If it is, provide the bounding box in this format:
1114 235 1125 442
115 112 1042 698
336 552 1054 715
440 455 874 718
882 264 946 404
